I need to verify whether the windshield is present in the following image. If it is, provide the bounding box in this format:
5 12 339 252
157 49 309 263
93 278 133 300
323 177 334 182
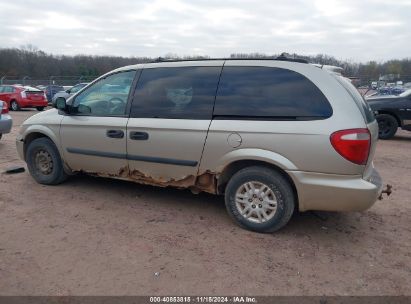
399 89 411 97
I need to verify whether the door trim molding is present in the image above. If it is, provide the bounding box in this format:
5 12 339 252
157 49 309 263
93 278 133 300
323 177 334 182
66 147 126 159
66 147 198 167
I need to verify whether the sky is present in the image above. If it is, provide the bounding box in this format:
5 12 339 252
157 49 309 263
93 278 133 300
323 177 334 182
0 0 410 62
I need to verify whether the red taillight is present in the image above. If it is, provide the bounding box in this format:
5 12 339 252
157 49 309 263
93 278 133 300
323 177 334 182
1 101 8 114
330 129 371 165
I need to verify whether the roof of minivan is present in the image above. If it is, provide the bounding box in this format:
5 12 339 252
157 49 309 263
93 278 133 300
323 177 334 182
113 57 311 73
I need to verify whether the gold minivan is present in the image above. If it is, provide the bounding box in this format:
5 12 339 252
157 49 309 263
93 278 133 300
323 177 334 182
16 58 384 232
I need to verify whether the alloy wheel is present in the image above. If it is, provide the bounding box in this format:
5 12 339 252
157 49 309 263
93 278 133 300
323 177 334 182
235 181 278 223
11 101 19 111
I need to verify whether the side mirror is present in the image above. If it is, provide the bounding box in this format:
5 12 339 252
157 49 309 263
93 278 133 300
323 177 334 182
55 97 67 111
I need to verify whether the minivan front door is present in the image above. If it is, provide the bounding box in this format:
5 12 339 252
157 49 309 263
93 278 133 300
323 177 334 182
60 70 137 175
126 64 223 186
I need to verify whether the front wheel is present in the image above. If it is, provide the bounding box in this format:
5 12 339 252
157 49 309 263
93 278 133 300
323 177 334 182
36 106 45 111
225 166 295 233
377 114 398 139
25 137 68 185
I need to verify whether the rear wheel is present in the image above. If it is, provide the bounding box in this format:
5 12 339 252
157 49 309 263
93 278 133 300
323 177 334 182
10 100 20 111
25 137 68 185
377 114 398 139
225 166 295 233
36 106 45 111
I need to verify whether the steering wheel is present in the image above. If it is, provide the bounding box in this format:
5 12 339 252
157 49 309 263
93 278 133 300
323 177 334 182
108 98 126 115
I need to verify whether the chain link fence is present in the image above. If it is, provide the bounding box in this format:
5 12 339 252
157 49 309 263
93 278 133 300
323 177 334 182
0 75 97 87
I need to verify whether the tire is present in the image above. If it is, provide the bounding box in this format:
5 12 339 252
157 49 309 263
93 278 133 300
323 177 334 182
0 133 2 140
25 137 68 185
224 166 295 233
36 107 45 111
377 114 398 139
10 100 20 111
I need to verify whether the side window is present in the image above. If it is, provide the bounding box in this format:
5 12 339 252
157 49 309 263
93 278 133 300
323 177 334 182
73 70 136 116
4 86 14 93
130 67 221 119
335 76 375 123
0 87 4 93
214 66 333 119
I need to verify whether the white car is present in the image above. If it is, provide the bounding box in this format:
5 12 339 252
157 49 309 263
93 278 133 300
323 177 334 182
0 100 12 140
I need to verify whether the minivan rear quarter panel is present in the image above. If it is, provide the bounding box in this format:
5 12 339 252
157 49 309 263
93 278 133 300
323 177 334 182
200 61 369 177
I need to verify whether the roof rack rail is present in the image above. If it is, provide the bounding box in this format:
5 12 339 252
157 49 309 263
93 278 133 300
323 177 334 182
149 55 309 64
274 54 309 64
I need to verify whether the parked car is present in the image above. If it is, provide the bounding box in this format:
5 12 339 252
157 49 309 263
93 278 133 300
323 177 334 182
367 89 411 139
0 85 48 111
16 58 384 232
36 85 48 92
377 86 404 96
52 83 89 105
42 85 65 103
0 100 12 140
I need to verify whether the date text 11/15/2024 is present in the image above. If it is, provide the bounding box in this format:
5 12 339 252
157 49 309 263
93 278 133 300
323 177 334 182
149 296 257 303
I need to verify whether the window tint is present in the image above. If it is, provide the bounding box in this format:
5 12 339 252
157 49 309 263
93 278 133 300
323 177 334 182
72 70 136 116
214 67 333 119
130 67 221 119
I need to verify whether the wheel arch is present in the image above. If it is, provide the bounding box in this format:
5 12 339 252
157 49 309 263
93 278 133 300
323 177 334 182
376 111 402 127
217 159 299 210
23 132 52 160
23 126 60 160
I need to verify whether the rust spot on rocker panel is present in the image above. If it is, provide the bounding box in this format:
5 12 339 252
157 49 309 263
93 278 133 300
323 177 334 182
88 167 218 194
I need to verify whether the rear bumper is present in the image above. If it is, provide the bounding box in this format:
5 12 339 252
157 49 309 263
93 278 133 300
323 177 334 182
20 98 48 108
0 115 12 134
288 168 383 212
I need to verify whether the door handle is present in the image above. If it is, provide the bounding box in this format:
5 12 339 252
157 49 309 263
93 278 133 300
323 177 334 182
106 129 124 139
130 131 149 140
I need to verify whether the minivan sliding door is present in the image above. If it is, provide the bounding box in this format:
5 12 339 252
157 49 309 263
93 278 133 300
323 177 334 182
126 64 223 185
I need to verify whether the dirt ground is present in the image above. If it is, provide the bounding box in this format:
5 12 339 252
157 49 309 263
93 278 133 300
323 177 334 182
0 109 410 296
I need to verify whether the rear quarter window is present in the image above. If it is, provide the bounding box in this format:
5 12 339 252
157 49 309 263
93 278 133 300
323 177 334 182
214 66 333 119
335 76 375 123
